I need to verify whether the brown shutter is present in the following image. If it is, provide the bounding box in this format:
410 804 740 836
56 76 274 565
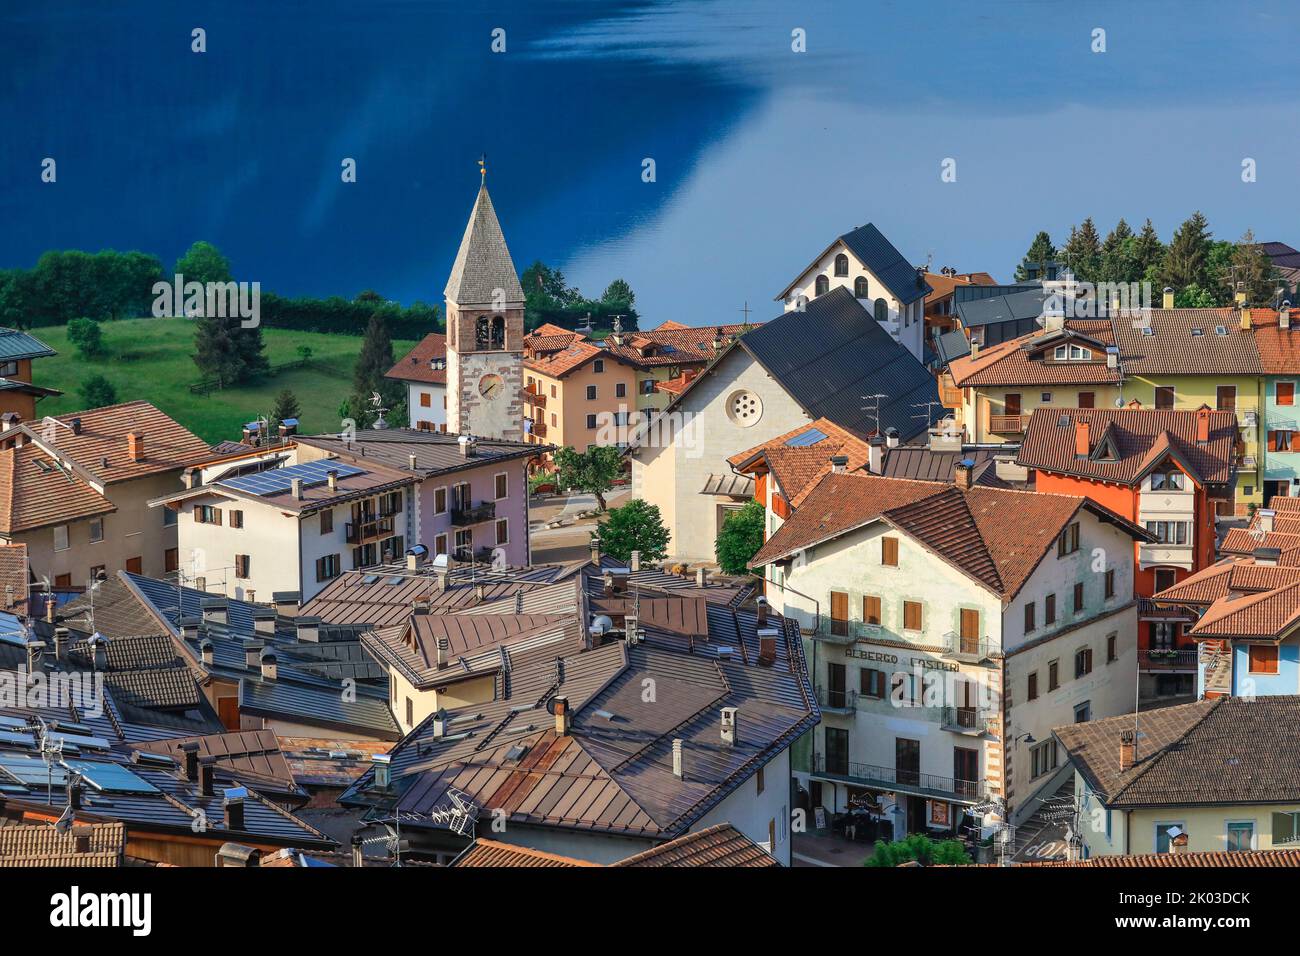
830 591 848 636
863 595 882 625
1269 431 1279 452
882 537 899 566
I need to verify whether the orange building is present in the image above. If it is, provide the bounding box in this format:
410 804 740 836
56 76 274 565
1016 405 1237 698
521 324 638 453
0 328 61 421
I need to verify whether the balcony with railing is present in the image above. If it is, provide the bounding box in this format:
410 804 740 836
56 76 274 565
988 414 1028 435
522 386 547 408
346 514 395 545
939 705 996 737
815 685 858 715
1137 648 1198 671
811 753 986 803
527 418 547 439
939 630 1000 666
450 501 497 527
812 615 937 649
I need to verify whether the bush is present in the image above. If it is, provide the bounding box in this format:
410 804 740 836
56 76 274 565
864 833 972 867
596 498 671 564
66 317 105 358
715 499 765 574
78 374 118 408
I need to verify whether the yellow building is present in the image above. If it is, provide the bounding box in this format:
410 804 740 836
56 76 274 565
947 318 1123 443
1111 308 1266 515
601 321 758 419
1057 697 1300 857
522 324 637 452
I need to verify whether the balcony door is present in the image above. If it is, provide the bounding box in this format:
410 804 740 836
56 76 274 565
954 747 979 797
825 727 849 776
959 608 980 655
1003 393 1021 417
896 738 920 787
827 662 848 709
830 590 848 637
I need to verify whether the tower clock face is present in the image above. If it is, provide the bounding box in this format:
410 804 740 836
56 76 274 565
478 373 505 400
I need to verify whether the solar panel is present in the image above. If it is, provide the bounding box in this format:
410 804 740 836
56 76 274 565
223 459 364 497
64 759 159 794
0 730 34 748
0 755 68 788
0 715 29 730
785 428 829 447
56 733 111 751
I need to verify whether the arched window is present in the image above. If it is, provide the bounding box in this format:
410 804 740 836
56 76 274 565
873 298 889 323
834 253 849 277
475 315 490 350
854 276 869 298
490 315 506 350
815 275 830 297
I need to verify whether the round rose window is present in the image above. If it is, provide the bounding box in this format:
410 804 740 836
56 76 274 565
726 389 763 426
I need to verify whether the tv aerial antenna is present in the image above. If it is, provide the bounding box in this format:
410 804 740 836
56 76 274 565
860 394 888 438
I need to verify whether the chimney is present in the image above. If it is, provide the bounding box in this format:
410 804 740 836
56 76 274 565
435 636 450 669
371 754 391 790
757 627 779 666
180 742 200 782
720 707 739 746
327 469 338 491
53 626 69 660
216 843 260 867
969 339 980 356
695 567 708 588
223 787 247 831
432 708 448 737
1258 509 1276 534
552 695 571 736
260 649 277 681
45 598 56 624
1169 830 1189 855
67 774 83 811
273 591 301 617
243 640 264 670
88 634 107 672
474 582 487 601
589 534 602 566
408 453 418 470
1282 302 1293 330
351 835 364 869
201 597 228 626
672 738 684 778
127 432 144 462
1106 346 1119 369
178 615 201 641
199 638 214 666
625 606 639 646
1162 287 1174 310
954 457 975 490
72 825 92 854
830 454 848 475
291 477 304 500
1075 419 1090 457
199 757 215 797
406 546 427 571
1240 307 1252 331
602 570 615 597
1119 730 1135 772
630 550 641 572
252 607 277 636
25 640 45 674
1254 546 1281 566
0 411 19 429
755 595 768 626
278 419 297 438
867 436 883 474
294 616 321 643
1196 404 1211 444
884 427 900 449
458 435 476 457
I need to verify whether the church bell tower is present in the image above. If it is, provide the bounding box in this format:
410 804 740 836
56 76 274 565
444 162 525 442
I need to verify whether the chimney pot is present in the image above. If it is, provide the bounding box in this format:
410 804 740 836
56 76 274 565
1075 419 1091 457
755 595 768 626
327 469 338 491
1282 304 1292 330
1119 730 1135 772
720 707 739 746
867 436 884 475
199 758 216 797
1241 307 1252 331
127 432 144 462
432 708 448 737
830 454 848 475
294 616 321 643
695 567 708 588
885 428 900 449
1162 287 1174 310
672 738 684 778
199 638 214 666
551 695 571 736
1258 509 1276 534
260 649 278 681
291 477 304 500
223 787 247 831
757 627 780 666
243 640 264 670
351 835 364 868
436 635 450 669
1196 405 1211 443
954 457 975 490
630 550 641 572
70 417 82 436
25 640 45 674
589 534 602 566
180 742 200 781
408 453 418 469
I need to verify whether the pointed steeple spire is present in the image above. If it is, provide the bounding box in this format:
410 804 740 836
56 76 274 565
444 179 524 306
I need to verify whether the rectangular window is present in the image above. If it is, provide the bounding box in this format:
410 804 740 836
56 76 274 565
53 525 69 552
1045 593 1056 625
1024 601 1036 632
1226 821 1254 852
320 510 334 534
860 668 886 699
1027 672 1038 701
1074 700 1091 723
420 392 431 407
593 359 604 374
615 382 627 398
1249 645 1279 675
89 518 104 543
315 554 341 582
1031 740 1059 778
1107 633 1117 662
1278 381 1296 406
756 766 765 795
406 697 413 727
230 510 244 529
163 508 177 527
1078 392 1095 409
1075 646 1093 678
163 549 177 573
434 487 447 514
434 533 448 557
1145 521 1189 545
586 385 597 400
1048 659 1060 691
829 591 848 637
1154 386 1175 409
1271 811 1300 846
235 554 250 579
902 600 923 631
881 536 899 566
125 556 142 574
1073 582 1084 613
862 595 881 626
586 414 598 429
495 518 509 545
494 473 509 499
1104 569 1116 599
1216 385 1236 412
1057 522 1080 556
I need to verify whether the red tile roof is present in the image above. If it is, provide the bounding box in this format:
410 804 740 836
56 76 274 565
1016 407 1236 487
0 440 116 533
949 320 1119 387
612 823 778 867
0 821 126 867
751 473 1146 603
1189 580 1300 639
1253 319 1300 376
1111 308 1263 376
385 333 447 385
0 543 27 610
451 839 596 867
729 418 876 506
922 271 998 305
523 332 608 378
602 323 759 369
1017 849 1300 867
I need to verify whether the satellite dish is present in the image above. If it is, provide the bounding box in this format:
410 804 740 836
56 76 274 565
1114 397 1125 407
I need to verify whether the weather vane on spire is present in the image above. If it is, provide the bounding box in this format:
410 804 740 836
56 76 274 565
478 153 487 180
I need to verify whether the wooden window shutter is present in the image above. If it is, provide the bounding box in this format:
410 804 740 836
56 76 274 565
882 536 899 566
863 595 882 625
1269 431 1279 452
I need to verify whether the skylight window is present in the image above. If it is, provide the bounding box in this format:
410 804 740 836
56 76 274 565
785 428 829 447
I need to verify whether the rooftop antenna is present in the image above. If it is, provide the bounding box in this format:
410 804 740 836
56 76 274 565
35 718 65 806
739 301 753 329
860 394 888 437
911 400 946 431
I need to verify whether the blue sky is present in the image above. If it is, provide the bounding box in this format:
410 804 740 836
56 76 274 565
2 0 1299 325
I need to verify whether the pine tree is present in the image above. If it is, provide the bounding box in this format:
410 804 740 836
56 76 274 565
1132 219 1164 279
1224 229 1281 306
1099 219 1136 285
349 311 403 427
1160 211 1213 293
271 388 301 427
1060 218 1102 283
1014 231 1056 282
